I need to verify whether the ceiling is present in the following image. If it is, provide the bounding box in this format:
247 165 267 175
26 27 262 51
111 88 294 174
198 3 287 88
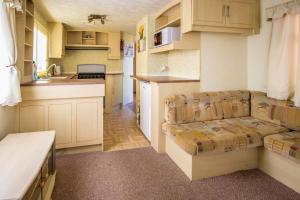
35 0 172 34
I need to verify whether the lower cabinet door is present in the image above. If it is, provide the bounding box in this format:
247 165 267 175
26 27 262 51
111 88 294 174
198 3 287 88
75 101 100 145
48 103 72 148
20 103 46 133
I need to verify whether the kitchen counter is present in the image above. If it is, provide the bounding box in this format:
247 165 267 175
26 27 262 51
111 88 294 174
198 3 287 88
21 74 105 86
131 75 200 83
106 72 124 75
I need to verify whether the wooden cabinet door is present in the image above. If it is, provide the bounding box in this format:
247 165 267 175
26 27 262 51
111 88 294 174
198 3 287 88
108 32 121 59
48 103 72 148
226 0 257 28
20 103 46 132
192 0 226 27
75 100 102 145
112 75 123 107
49 23 64 58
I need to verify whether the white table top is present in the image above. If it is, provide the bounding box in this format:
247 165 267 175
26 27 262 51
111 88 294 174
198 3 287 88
0 131 55 200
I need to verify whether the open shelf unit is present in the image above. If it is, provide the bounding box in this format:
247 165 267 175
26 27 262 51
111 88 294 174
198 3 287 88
150 0 200 54
154 0 181 32
66 31 109 49
16 0 34 83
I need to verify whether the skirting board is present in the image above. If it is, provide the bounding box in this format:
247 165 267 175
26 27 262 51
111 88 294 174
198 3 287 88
165 136 258 181
258 148 300 193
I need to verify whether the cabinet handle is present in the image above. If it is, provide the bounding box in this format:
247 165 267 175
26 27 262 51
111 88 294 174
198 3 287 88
222 5 226 17
227 5 230 17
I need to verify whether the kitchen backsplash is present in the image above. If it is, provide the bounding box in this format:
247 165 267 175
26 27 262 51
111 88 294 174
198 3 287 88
49 50 123 73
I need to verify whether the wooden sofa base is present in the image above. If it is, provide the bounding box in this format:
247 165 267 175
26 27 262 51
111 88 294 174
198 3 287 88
258 148 300 193
165 136 258 181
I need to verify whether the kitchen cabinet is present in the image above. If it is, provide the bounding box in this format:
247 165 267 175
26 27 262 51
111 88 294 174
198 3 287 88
19 98 103 149
192 0 226 27
105 74 123 113
48 103 72 147
226 0 257 28
49 23 65 58
108 32 121 59
20 103 46 133
182 0 260 35
76 100 102 146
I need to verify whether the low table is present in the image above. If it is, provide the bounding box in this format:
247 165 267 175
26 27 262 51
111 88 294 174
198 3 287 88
0 131 56 200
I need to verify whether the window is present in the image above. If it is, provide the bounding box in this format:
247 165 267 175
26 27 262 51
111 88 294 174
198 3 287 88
33 21 48 72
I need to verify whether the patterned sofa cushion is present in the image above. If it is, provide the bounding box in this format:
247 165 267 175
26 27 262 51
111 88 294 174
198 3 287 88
163 117 289 156
251 92 300 130
165 91 250 125
251 92 291 124
264 132 300 162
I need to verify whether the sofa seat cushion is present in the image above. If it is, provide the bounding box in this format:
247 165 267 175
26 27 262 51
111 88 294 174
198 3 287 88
264 132 300 161
163 117 289 156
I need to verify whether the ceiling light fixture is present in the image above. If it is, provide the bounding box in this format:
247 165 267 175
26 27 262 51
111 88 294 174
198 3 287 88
88 14 107 25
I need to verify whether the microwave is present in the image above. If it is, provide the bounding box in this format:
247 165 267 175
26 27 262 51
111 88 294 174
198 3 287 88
154 27 180 47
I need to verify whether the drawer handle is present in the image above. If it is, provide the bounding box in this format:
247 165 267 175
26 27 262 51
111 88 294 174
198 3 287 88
222 5 226 17
227 5 230 17
39 181 45 188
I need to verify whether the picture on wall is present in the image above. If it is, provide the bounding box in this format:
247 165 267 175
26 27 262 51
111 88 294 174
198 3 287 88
137 24 146 52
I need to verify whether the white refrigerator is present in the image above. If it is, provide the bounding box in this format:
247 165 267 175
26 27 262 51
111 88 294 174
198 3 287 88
139 81 152 141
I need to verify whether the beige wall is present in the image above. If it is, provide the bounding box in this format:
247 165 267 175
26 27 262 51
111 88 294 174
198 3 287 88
200 33 248 92
247 0 292 92
167 50 200 79
51 50 123 73
136 16 200 78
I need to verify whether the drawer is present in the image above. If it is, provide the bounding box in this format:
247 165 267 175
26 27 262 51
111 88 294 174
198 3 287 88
22 172 41 200
41 152 51 179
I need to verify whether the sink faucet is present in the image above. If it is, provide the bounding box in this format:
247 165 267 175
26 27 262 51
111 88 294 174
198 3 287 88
46 64 57 77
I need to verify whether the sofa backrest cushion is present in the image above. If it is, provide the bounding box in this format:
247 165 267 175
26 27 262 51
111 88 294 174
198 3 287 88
251 92 291 125
165 91 250 124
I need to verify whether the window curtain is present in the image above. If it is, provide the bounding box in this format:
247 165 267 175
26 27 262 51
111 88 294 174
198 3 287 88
0 0 22 106
266 2 300 106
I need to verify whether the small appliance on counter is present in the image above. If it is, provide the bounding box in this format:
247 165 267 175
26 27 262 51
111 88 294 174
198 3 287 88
54 65 62 76
76 64 106 79
154 27 180 47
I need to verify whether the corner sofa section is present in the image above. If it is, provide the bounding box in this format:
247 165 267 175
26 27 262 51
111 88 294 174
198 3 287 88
162 91 300 192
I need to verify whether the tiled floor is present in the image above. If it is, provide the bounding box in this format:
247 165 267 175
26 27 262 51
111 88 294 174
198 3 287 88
57 102 149 156
103 103 150 151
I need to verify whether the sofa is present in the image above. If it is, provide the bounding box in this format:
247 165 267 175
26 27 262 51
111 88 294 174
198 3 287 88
162 91 300 192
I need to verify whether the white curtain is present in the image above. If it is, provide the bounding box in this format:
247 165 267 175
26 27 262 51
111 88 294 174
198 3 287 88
0 0 22 106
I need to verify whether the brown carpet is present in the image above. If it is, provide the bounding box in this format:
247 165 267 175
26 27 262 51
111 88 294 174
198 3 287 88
52 147 300 200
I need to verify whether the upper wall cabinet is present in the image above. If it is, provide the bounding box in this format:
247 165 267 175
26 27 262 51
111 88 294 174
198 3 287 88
181 0 260 35
49 23 65 58
108 32 121 60
65 30 121 59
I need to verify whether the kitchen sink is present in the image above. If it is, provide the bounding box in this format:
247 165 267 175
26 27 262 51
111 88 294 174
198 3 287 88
39 76 69 80
49 76 69 80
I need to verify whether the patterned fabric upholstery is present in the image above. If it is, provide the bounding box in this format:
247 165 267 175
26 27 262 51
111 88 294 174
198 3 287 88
251 92 300 130
163 117 288 156
165 91 250 125
264 132 300 161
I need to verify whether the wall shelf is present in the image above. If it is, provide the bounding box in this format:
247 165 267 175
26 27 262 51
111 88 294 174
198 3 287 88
154 0 181 32
66 31 109 47
150 32 200 54
16 0 34 83
154 17 181 33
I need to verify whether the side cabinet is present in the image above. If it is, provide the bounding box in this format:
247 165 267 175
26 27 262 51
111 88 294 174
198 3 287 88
105 74 123 113
182 0 260 35
108 32 121 59
19 98 103 149
49 23 65 58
